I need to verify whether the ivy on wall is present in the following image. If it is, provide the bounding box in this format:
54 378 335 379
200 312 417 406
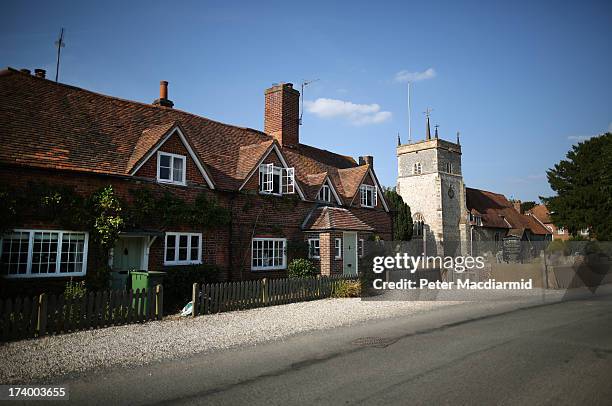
0 182 230 251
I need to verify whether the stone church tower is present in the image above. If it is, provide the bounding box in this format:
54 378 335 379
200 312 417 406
396 115 468 256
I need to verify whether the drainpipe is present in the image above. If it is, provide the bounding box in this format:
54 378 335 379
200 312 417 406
228 193 235 281
470 225 473 256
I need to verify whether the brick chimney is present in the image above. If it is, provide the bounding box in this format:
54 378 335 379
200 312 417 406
512 200 522 213
153 81 174 108
34 69 46 79
264 83 300 147
359 156 374 167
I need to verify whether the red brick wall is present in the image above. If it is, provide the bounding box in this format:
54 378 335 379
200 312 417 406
0 163 391 285
264 84 300 147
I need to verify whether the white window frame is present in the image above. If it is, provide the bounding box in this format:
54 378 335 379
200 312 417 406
308 238 320 259
557 227 565 235
259 164 295 196
157 151 187 186
282 167 295 194
360 184 377 208
0 229 88 278
317 184 331 202
164 232 202 265
251 238 287 271
358 239 364 258
335 238 342 259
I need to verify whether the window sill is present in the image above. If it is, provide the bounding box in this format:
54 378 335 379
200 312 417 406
157 179 187 186
164 261 202 266
2 272 86 279
251 267 287 272
259 191 283 197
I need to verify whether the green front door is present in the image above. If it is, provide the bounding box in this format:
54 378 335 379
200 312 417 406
343 232 358 276
113 237 144 271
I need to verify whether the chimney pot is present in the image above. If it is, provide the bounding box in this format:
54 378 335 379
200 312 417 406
34 69 46 79
153 80 174 108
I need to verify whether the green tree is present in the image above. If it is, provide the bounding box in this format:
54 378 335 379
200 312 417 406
520 201 536 213
543 132 612 240
384 188 413 241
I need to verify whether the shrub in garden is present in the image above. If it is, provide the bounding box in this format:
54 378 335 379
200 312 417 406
332 280 361 298
287 258 318 278
162 264 220 312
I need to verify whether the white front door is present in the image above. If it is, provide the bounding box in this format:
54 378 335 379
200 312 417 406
342 232 358 276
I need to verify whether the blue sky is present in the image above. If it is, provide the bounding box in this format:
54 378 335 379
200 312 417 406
2 0 611 201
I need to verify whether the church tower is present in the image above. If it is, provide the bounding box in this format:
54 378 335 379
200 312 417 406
396 113 468 256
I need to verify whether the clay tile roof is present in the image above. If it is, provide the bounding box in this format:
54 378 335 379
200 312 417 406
236 140 274 179
302 172 328 199
0 68 377 197
527 204 551 224
337 165 369 199
303 206 374 232
127 121 178 172
466 188 550 236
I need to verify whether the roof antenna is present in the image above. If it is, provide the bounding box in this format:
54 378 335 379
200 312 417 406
299 79 320 125
54 28 65 83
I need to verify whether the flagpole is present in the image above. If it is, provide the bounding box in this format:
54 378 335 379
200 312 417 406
408 81 412 143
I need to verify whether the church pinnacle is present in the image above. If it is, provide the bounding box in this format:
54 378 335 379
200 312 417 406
424 108 432 140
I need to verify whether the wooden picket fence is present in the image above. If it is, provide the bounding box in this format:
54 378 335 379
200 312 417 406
191 275 357 317
0 285 163 342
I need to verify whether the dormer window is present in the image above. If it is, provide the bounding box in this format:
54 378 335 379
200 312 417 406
259 164 295 195
413 162 422 175
317 184 331 202
157 151 186 185
360 184 377 208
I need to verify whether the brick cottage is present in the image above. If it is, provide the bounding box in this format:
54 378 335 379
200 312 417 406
0 68 391 292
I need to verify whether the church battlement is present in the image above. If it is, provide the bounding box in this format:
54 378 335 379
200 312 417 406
397 138 461 156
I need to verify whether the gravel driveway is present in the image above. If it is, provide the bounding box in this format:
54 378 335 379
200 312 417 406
0 298 458 384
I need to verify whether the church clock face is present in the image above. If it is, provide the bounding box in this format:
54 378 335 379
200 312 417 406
448 186 455 199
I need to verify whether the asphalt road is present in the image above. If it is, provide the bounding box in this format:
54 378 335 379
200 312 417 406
59 291 612 405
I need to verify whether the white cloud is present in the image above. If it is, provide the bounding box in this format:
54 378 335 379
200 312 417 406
394 68 436 83
304 98 392 126
567 135 593 141
567 122 612 141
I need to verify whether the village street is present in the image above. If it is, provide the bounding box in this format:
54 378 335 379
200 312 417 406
51 287 612 405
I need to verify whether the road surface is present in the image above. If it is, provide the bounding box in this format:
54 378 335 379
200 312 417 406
59 291 612 405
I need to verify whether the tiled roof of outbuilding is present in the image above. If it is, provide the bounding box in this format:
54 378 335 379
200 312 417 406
466 188 550 236
302 206 374 232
